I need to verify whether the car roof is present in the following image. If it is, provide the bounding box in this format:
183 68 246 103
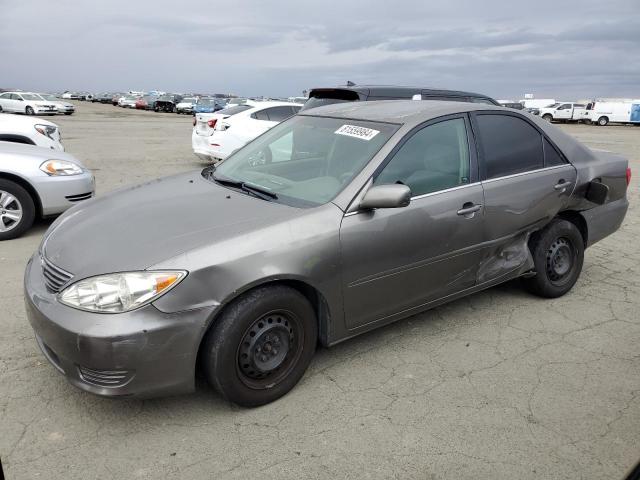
250 101 304 109
309 85 497 102
298 100 503 125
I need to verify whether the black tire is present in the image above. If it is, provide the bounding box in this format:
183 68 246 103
201 285 317 407
25 106 35 115
522 219 584 298
0 105 3 112
597 116 609 126
0 179 36 240
64 112 73 115
542 114 553 122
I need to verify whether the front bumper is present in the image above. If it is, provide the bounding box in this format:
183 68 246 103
33 171 95 216
24 255 217 398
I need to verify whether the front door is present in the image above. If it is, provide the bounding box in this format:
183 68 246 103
340 116 486 330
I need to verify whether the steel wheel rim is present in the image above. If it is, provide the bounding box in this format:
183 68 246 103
236 309 303 390
0 190 23 232
546 237 576 285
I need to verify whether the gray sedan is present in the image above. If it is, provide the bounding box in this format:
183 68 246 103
0 142 94 239
24 101 629 406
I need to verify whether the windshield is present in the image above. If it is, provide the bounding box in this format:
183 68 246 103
182 97 196 103
40 94 58 101
210 115 398 207
546 103 560 108
198 98 215 105
22 94 41 100
218 105 251 115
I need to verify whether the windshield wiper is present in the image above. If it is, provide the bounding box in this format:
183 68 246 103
210 172 278 200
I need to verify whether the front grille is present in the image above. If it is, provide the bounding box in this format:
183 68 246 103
78 366 134 388
65 192 92 202
41 256 74 293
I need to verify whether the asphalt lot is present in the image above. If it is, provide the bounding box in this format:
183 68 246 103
1 101 638 480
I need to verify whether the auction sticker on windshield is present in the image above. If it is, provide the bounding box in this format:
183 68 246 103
335 125 380 141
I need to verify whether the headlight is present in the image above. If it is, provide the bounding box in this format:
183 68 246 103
59 271 187 313
40 160 83 176
34 124 57 139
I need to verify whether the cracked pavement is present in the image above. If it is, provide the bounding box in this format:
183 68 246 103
1 103 638 479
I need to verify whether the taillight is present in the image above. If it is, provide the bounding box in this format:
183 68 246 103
627 167 632 186
207 119 217 128
192 117 196 127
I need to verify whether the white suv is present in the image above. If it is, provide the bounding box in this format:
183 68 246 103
192 102 302 163
0 92 58 116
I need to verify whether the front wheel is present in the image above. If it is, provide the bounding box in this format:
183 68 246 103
521 219 584 298
201 285 317 407
542 114 553 122
25 106 35 115
0 180 35 240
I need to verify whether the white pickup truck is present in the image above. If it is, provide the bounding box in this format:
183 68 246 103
539 102 588 123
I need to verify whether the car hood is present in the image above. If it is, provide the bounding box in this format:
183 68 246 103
43 171 299 278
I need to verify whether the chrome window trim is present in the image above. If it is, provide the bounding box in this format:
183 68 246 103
410 181 481 201
343 181 481 217
482 164 571 184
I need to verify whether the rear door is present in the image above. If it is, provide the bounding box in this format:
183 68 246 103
340 116 486 329
471 112 577 282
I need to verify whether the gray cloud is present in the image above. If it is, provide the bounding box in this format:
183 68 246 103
0 0 638 99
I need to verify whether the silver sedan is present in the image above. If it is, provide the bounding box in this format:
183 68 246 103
0 142 94 240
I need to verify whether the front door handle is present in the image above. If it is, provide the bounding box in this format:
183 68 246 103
457 203 482 217
554 180 573 191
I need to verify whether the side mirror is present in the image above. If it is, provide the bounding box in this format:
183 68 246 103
359 184 411 210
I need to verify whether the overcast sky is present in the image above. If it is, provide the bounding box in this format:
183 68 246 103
1 0 638 100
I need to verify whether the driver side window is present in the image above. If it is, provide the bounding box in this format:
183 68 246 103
374 118 470 197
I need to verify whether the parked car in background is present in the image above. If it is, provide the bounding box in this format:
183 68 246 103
193 97 226 114
119 95 139 108
111 93 125 106
192 101 302 162
25 100 629 406
0 113 64 151
539 102 587 123
61 92 80 100
175 97 197 114
300 84 500 111
35 94 75 115
584 99 640 126
135 95 158 110
92 93 113 104
154 94 183 113
0 142 94 239
0 92 58 116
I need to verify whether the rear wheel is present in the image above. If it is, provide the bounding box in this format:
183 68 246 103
0 180 35 240
597 116 609 126
25 106 35 115
201 285 317 407
542 114 553 122
522 219 584 298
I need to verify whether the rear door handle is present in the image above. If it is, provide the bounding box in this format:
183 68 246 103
457 203 482 216
554 180 573 191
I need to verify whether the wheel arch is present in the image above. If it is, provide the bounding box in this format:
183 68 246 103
0 172 43 217
195 277 332 375
556 210 588 247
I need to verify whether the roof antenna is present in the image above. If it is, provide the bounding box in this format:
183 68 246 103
346 80 356 87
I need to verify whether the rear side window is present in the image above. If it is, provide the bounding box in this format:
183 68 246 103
475 114 543 179
543 138 566 167
265 106 297 122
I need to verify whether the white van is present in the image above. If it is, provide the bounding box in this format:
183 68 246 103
539 102 588 123
585 99 640 126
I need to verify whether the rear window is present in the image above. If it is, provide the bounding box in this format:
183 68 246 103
218 105 252 116
300 89 360 111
